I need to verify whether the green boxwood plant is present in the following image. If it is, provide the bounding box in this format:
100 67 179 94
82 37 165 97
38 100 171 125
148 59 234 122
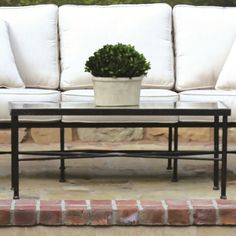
85 43 151 78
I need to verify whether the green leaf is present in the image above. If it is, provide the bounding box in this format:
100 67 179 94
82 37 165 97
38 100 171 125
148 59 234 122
84 43 151 78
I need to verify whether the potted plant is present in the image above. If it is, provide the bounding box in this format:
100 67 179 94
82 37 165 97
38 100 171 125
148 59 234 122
85 43 151 106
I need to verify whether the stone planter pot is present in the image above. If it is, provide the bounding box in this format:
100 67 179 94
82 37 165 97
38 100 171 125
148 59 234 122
92 76 143 106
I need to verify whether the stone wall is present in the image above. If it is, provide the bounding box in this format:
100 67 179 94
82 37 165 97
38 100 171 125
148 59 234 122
1 127 236 144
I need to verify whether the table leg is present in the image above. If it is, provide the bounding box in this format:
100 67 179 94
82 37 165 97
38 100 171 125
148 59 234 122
11 130 14 190
11 115 19 199
59 127 65 182
172 126 178 182
213 116 219 190
167 127 173 170
221 115 228 199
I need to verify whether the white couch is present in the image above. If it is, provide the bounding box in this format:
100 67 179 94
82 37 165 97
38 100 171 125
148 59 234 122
0 3 235 123
174 5 236 122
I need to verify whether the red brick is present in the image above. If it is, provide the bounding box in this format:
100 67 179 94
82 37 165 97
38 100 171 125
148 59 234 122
139 200 164 225
91 205 112 225
40 200 61 205
40 205 62 225
217 200 236 225
168 208 190 225
14 205 36 226
219 207 236 225
64 205 89 225
116 205 139 225
216 200 236 206
191 200 216 225
141 208 164 225
193 208 216 225
116 200 137 206
0 200 11 226
166 200 190 225
191 200 213 206
15 200 36 205
63 200 88 225
0 200 12 205
13 200 37 226
91 200 111 206
166 200 188 208
0 206 11 225
64 200 86 206
89 200 113 225
115 200 139 225
1 199 235 226
141 200 163 207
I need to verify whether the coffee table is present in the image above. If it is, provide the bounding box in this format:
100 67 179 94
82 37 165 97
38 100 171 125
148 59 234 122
10 101 230 199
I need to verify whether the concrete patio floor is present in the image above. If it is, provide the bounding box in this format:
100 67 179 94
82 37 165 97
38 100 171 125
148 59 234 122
1 141 236 200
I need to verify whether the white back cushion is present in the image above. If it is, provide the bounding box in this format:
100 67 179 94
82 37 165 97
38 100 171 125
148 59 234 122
59 4 174 90
216 39 236 90
0 19 24 88
174 5 236 91
0 5 59 89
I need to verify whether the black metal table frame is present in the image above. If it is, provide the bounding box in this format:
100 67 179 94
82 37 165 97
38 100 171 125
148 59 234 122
9 105 230 199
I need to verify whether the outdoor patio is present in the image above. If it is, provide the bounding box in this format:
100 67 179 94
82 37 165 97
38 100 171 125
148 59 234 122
1 0 236 235
1 140 236 200
1 134 236 236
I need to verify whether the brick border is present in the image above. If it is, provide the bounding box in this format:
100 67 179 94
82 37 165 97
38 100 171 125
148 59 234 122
0 199 236 226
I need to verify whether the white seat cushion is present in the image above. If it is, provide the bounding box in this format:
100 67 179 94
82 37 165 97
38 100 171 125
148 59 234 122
0 19 24 88
61 89 178 123
59 4 174 90
0 5 59 89
216 39 236 90
179 90 236 122
174 5 236 91
0 88 60 121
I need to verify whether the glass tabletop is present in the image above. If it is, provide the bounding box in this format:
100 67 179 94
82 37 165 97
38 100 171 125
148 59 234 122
10 101 229 111
9 100 231 118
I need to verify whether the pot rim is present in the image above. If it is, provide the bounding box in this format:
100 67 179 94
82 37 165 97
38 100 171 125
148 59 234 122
92 76 144 82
